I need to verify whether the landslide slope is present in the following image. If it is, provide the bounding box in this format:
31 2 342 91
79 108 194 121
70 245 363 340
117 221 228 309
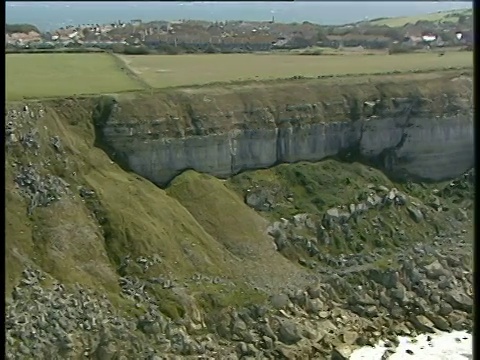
5 99 305 305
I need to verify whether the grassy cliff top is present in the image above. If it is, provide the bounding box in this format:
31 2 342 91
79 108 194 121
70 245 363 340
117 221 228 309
6 50 472 101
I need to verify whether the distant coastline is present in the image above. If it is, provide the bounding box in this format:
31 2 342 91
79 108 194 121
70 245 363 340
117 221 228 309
6 1 472 31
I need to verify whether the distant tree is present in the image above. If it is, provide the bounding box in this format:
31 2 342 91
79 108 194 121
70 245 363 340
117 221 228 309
316 28 328 42
440 31 456 43
82 28 91 38
123 45 150 55
111 43 126 53
5 23 40 34
383 27 405 41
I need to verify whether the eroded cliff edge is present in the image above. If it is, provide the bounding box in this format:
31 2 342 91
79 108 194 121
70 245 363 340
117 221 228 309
94 71 474 186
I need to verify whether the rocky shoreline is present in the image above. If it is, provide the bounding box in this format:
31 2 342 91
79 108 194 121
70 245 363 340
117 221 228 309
6 219 472 359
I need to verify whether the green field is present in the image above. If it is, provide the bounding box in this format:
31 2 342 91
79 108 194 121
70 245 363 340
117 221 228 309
120 52 472 88
5 53 143 100
369 8 472 27
6 51 472 100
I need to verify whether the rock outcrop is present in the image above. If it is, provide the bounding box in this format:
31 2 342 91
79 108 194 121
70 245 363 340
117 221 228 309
94 72 473 186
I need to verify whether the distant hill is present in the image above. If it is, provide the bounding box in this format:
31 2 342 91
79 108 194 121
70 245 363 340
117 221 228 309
366 8 472 27
6 23 40 34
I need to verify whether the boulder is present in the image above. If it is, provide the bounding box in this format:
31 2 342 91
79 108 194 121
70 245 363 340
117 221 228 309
438 302 454 316
424 260 447 280
245 189 273 211
379 292 391 308
277 320 302 345
447 311 467 331
348 292 376 306
341 331 358 345
407 206 424 223
390 306 404 319
261 336 274 350
331 346 353 360
389 285 407 304
306 285 323 299
236 342 258 357
305 298 324 314
381 349 396 360
94 342 117 360
446 255 462 268
324 208 351 226
293 213 308 227
444 290 473 312
365 306 379 318
426 313 451 332
395 193 408 205
409 315 435 333
366 194 382 207
369 269 400 289
454 208 469 221
377 185 390 193
438 276 454 290
269 294 290 310
303 324 324 343
392 323 411 336
231 318 248 338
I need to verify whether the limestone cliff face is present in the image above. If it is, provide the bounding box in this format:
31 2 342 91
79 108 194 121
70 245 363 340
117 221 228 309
95 72 473 186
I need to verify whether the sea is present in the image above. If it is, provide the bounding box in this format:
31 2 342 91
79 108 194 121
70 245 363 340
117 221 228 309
350 330 473 360
5 1 472 31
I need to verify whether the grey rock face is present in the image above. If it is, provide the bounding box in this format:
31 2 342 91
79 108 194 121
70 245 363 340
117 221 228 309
100 100 473 186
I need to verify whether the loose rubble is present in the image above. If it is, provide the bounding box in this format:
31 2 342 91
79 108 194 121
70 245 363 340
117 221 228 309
14 164 70 214
6 228 472 359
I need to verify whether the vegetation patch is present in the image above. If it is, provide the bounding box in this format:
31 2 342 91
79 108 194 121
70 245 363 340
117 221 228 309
368 8 472 27
226 160 470 261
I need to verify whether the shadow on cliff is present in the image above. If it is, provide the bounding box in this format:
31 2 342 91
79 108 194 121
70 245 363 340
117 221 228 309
335 144 457 185
91 95 133 174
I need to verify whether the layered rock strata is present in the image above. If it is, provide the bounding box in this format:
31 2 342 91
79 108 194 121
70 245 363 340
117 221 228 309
95 73 473 186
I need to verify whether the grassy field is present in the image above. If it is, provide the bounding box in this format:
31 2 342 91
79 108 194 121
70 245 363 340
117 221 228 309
119 52 472 88
6 51 472 100
5 53 144 100
369 8 472 27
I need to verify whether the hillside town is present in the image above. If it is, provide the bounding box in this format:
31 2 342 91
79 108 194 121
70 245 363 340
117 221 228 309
6 11 473 54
